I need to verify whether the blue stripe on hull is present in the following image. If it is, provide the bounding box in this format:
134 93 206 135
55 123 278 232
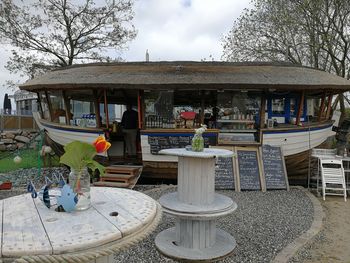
263 124 333 135
41 121 104 135
140 132 217 137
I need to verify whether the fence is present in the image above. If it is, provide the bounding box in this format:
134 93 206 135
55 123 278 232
0 111 38 131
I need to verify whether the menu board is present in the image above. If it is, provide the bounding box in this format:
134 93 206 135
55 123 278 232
215 156 235 190
262 145 289 190
148 134 217 154
236 149 262 191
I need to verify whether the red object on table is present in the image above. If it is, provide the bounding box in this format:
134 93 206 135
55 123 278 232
180 111 197 120
0 182 12 190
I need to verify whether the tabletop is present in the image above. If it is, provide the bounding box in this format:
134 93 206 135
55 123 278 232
159 148 233 158
0 187 161 263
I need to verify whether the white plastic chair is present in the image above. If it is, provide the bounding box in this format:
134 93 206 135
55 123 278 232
320 159 347 201
311 148 337 193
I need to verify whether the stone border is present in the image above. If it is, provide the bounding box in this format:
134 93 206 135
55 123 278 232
272 186 325 263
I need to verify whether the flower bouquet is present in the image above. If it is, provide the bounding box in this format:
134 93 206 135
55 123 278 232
191 124 207 152
60 136 111 210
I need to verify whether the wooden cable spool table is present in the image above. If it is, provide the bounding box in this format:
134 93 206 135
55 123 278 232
0 187 162 263
155 148 237 262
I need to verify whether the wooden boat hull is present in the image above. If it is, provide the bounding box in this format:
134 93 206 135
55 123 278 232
262 122 334 156
33 113 106 156
34 112 334 184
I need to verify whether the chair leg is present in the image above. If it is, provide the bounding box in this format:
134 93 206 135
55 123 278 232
345 188 347 202
323 187 325 201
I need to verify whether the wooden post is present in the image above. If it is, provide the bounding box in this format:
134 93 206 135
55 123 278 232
103 89 109 128
137 90 143 129
18 115 21 130
45 91 54 121
318 93 326 122
93 90 101 128
0 112 3 132
325 94 333 120
62 90 71 125
296 90 305 126
259 94 266 129
200 91 205 126
36 92 44 119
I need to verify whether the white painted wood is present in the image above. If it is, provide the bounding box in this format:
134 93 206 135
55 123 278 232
159 192 235 216
156 148 237 261
176 155 220 205
91 188 157 235
155 228 236 261
1 187 159 262
263 124 333 156
2 194 52 257
34 198 122 254
159 148 233 159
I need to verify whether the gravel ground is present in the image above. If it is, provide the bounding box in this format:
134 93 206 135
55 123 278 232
0 167 70 189
0 169 315 263
114 186 314 263
288 230 327 263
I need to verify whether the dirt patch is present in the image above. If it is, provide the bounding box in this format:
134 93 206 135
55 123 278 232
302 196 350 263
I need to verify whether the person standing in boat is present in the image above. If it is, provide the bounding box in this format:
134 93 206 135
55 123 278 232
121 104 138 157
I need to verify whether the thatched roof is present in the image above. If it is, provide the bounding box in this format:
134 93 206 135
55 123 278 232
19 61 350 93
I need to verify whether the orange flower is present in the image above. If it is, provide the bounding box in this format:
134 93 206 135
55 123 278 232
93 136 111 153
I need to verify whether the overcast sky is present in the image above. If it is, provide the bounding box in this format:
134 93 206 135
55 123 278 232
0 0 251 110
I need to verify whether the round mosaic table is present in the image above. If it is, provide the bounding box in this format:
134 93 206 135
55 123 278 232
155 148 237 262
0 187 161 263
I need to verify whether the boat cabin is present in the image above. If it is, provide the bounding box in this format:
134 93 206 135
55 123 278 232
19 62 350 183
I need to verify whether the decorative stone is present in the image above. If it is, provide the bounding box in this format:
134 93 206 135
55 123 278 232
2 139 14 144
14 135 30 143
17 143 25 149
5 133 15 139
13 129 22 135
6 144 17 151
0 142 6 151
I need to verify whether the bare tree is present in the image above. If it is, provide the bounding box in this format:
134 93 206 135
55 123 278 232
222 0 350 121
222 0 350 74
0 0 137 79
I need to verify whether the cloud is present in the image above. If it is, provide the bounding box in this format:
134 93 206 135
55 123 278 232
122 0 251 61
0 0 251 108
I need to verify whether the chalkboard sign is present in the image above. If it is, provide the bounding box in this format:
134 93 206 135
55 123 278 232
215 156 235 190
236 148 262 191
262 145 289 190
148 134 217 154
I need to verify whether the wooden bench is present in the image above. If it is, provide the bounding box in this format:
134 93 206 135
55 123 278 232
94 165 142 188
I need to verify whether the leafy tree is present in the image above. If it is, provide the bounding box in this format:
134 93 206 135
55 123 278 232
0 0 137 80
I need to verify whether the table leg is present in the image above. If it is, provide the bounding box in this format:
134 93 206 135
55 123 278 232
155 155 236 261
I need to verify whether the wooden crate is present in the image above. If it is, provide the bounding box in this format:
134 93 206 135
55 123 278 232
94 165 142 188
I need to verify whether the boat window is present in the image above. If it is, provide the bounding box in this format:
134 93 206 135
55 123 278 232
173 90 203 129
71 100 95 127
63 90 96 127
47 91 65 124
38 92 50 121
144 91 174 128
216 91 260 131
216 91 261 144
272 98 285 115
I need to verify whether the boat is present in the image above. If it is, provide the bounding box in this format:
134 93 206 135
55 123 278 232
19 61 350 184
